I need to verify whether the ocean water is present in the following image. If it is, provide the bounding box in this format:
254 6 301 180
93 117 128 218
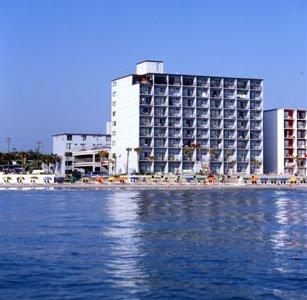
0 188 306 299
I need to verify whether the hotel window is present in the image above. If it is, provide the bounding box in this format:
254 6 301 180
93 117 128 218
113 121 116 126
112 131 116 136
112 141 116 146
112 91 117 97
112 81 117 87
66 143 72 150
81 135 86 141
113 111 116 116
67 134 72 141
112 101 116 107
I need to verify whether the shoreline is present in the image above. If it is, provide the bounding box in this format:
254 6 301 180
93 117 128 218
0 182 307 191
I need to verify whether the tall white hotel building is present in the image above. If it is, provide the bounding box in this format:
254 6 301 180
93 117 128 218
111 61 263 175
264 109 307 175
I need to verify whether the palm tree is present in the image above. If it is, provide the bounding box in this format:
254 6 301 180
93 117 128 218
251 158 261 174
147 155 154 174
183 145 194 171
99 150 109 173
134 147 142 174
125 147 132 174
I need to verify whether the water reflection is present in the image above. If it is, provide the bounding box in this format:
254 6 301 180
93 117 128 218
103 191 148 293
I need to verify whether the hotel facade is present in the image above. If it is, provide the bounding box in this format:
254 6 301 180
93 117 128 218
111 61 264 175
264 109 307 175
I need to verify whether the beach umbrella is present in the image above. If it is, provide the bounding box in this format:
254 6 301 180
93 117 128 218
43 176 53 183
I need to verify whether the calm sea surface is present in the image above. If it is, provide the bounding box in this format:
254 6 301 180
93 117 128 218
0 188 306 299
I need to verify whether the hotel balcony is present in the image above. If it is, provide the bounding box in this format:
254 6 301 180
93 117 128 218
169 107 181 117
154 139 167 148
197 99 209 108
250 130 262 140
140 96 152 106
154 107 167 117
183 98 195 107
140 129 152 137
183 129 195 138
210 110 223 119
154 153 167 161
196 88 209 98
169 118 181 128
237 91 249 100
210 130 223 140
197 140 209 149
250 80 262 90
284 110 294 119
224 79 236 89
197 77 209 87
169 87 181 97
140 85 152 95
224 142 236 149
297 121 306 129
197 120 209 128
224 90 236 99
154 118 166 127
210 99 222 109
224 121 236 129
169 139 181 148
182 76 195 86
154 129 166 138
140 117 153 126
210 121 223 129
154 86 167 96
168 154 182 162
297 141 306 149
169 75 181 86
183 87 195 97
154 97 167 106
250 91 262 100
250 121 262 130
297 150 307 158
140 138 153 148
237 111 249 120
237 100 249 110
237 130 249 140
237 79 249 90
196 108 209 118
182 119 195 128
297 111 306 120
250 112 262 120
210 90 222 98
250 102 262 110
169 128 181 138
224 130 236 140
251 141 262 150
154 75 167 85
210 78 222 88
224 100 236 109
237 121 249 130
140 107 152 116
169 97 181 107
197 129 209 138
237 141 249 150
297 130 306 139
224 110 236 119
284 120 294 129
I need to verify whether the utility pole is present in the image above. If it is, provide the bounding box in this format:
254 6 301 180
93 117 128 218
36 141 43 170
5 137 11 153
5 137 11 170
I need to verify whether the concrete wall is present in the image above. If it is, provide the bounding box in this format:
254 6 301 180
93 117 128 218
111 76 140 174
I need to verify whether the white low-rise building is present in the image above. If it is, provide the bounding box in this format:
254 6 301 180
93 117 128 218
53 133 111 175
264 108 307 175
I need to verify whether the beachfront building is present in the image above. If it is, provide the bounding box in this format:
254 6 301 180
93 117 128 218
264 109 307 175
111 60 264 175
53 133 111 175
72 148 109 174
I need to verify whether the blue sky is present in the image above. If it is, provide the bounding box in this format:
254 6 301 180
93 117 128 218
0 0 306 152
